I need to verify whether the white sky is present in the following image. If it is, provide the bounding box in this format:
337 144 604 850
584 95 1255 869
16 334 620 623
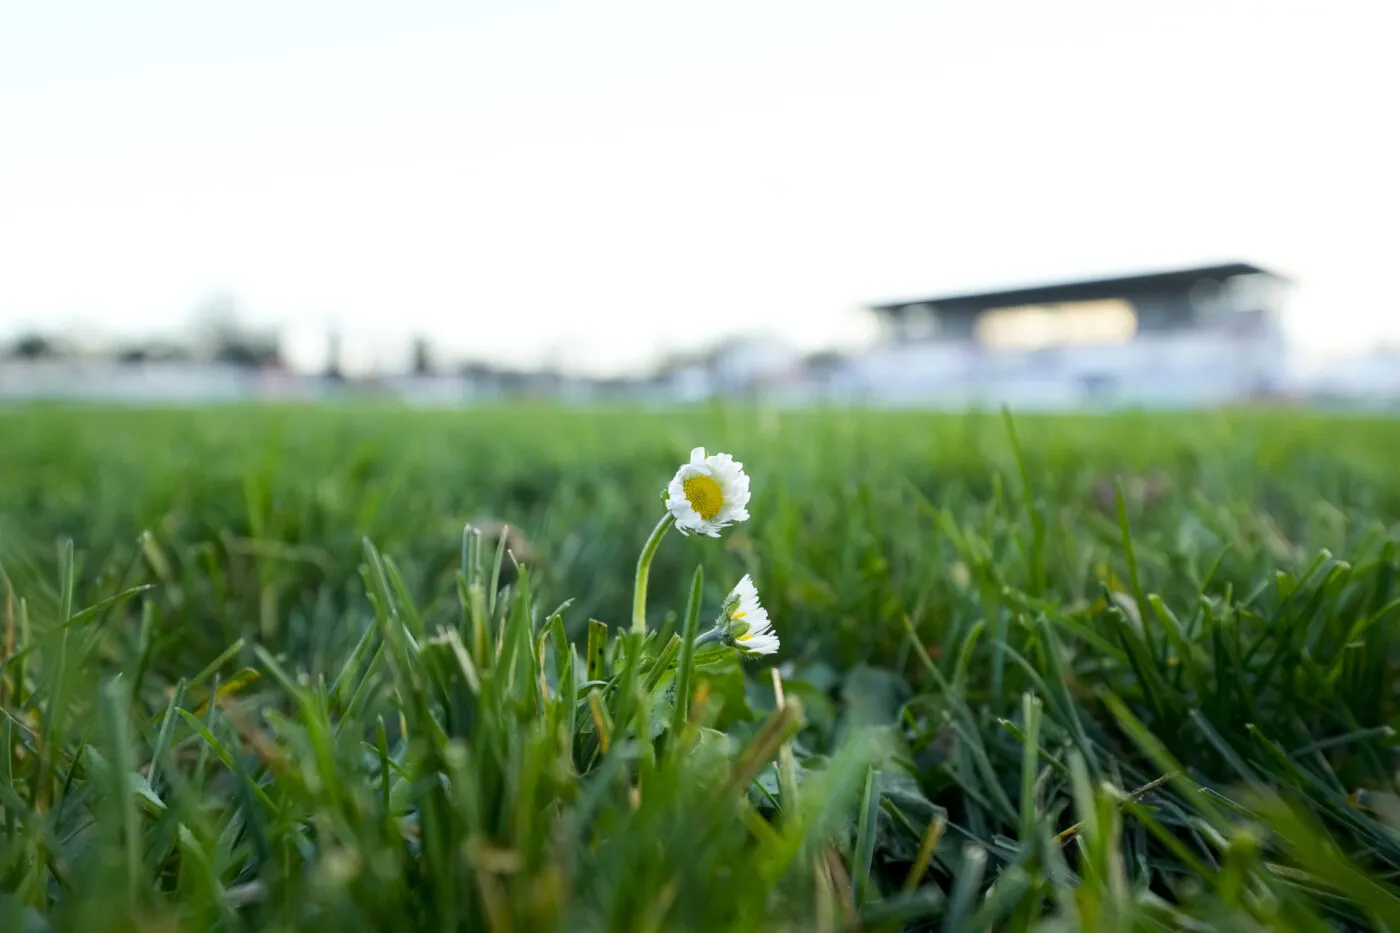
2 0 1397 376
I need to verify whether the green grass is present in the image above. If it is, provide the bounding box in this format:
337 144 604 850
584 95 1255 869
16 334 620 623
1 402 1399 932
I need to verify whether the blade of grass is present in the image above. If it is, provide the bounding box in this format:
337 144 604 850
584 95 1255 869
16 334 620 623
852 766 880 906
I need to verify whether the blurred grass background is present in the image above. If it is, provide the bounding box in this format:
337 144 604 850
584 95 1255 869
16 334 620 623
2 403 1399 931
4 404 1395 666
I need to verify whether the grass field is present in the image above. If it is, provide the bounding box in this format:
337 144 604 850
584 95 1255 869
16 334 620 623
2 403 1399 932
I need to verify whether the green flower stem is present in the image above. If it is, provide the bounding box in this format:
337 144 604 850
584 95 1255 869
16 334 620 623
692 627 724 648
631 513 676 636
670 566 706 739
611 513 677 751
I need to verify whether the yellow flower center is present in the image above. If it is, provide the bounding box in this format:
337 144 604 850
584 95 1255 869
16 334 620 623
682 474 724 520
738 632 753 642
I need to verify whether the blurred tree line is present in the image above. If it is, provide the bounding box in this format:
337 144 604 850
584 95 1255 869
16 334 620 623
2 293 282 369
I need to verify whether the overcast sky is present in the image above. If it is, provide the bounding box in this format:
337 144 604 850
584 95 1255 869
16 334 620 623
2 0 1396 375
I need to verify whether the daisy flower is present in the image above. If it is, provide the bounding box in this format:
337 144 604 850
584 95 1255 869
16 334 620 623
664 447 752 537
722 574 779 657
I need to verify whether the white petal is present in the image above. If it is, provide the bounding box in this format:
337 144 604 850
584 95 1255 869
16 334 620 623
739 632 780 656
726 575 773 643
663 448 751 538
740 613 771 638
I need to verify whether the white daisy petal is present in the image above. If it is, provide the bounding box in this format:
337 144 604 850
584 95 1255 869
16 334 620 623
729 574 757 605
664 448 753 537
723 574 778 657
736 631 780 657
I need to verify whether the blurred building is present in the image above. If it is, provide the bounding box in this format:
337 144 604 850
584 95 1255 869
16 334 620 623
6 263 1397 410
651 335 804 403
837 263 1291 408
1307 347 1400 407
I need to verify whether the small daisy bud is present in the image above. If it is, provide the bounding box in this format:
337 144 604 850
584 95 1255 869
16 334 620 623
720 574 779 658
